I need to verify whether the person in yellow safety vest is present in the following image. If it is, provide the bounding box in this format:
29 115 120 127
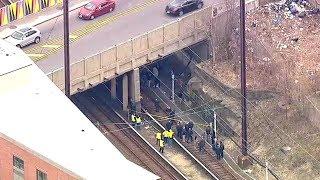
156 132 162 145
159 139 165 153
168 129 174 147
162 130 169 143
131 114 136 127
136 116 142 130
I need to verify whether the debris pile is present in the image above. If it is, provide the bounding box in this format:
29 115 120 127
203 1 320 101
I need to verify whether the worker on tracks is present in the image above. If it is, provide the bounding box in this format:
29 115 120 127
205 125 211 142
168 129 174 147
182 126 186 142
162 130 169 143
136 115 142 130
217 141 224 160
176 121 183 140
159 139 165 153
156 132 162 145
165 120 173 131
198 137 205 154
131 113 136 127
186 127 193 143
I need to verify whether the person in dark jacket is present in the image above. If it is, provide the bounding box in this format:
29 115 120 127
219 141 225 159
184 123 189 132
186 128 193 143
182 127 186 142
188 121 194 130
166 120 173 130
205 125 211 142
176 121 183 139
198 138 205 154
215 142 221 160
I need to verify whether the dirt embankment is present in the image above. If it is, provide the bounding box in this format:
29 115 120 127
197 4 320 179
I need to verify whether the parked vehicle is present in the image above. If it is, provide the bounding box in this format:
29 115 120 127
79 0 115 20
165 0 203 16
5 27 41 48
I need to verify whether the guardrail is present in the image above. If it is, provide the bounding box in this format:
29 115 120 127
0 0 58 26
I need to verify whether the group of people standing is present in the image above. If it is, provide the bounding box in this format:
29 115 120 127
206 125 225 160
175 121 195 143
130 113 143 130
156 129 175 153
156 117 225 160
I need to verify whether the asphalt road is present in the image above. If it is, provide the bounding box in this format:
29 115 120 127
23 0 214 74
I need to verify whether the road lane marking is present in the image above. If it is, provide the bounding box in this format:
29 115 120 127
42 44 61 49
26 54 46 58
69 34 78 39
24 0 161 62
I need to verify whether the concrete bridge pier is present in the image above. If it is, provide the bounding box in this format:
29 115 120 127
129 68 141 112
111 78 117 100
121 68 141 112
122 74 129 111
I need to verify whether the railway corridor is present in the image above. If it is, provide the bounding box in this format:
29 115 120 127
71 84 215 180
141 89 240 180
92 84 215 180
71 91 186 180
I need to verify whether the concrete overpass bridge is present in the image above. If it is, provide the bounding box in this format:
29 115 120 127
45 1 258 110
47 6 212 104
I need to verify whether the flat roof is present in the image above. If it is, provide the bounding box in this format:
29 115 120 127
0 40 158 180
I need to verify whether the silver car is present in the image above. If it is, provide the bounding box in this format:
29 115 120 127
5 27 41 48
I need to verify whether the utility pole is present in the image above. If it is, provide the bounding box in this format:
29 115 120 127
265 161 269 180
237 0 251 169
240 0 247 156
171 70 175 102
63 0 70 98
213 111 217 143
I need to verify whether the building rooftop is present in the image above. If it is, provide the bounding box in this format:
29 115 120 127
0 39 158 180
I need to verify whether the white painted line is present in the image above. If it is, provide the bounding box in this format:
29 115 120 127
42 44 61 49
27 54 45 58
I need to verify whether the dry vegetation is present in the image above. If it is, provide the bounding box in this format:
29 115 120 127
197 3 320 179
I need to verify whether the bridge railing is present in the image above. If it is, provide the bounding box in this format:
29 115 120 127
0 0 58 26
47 5 214 95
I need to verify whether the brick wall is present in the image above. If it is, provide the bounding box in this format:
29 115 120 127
0 135 80 180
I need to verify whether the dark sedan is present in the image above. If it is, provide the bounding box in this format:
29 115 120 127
165 0 203 16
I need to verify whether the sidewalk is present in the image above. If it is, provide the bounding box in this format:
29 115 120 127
0 0 88 39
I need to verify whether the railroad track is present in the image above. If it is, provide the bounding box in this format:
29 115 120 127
142 88 241 180
81 85 220 179
72 91 186 180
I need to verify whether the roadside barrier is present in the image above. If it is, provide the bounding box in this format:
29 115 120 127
0 0 58 26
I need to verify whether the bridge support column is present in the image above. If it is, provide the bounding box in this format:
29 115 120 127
129 68 141 112
111 78 117 100
122 74 128 111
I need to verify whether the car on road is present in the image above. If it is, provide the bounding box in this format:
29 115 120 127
165 0 203 16
5 27 41 48
79 0 115 20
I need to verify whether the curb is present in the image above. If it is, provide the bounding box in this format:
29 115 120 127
0 1 88 39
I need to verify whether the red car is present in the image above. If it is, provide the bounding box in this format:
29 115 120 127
79 0 115 20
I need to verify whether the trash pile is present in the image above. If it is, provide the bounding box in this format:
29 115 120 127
268 0 320 19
